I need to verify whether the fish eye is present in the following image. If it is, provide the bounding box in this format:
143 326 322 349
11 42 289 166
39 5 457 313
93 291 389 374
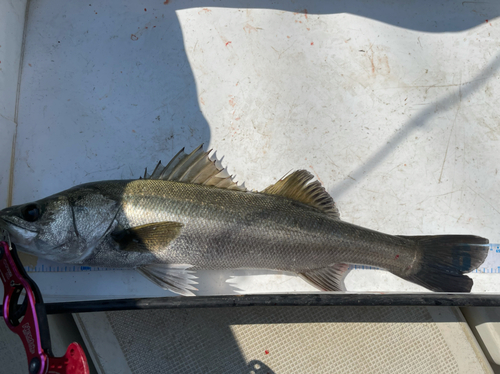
21 204 40 222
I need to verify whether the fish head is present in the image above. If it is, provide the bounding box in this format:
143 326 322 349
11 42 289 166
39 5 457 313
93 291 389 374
0 186 120 263
0 194 83 261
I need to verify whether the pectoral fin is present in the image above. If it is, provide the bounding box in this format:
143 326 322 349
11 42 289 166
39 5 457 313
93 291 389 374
137 264 198 296
111 222 183 252
299 263 349 292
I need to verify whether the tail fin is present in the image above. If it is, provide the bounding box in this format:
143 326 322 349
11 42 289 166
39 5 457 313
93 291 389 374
397 235 489 292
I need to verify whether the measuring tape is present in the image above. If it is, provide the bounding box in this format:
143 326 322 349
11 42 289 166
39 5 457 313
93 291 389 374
25 263 116 272
473 243 500 273
24 244 500 273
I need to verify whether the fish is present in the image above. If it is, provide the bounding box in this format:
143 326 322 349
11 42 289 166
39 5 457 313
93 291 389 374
0 145 489 295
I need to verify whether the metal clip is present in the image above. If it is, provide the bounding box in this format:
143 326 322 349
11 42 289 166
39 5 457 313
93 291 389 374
0 228 11 250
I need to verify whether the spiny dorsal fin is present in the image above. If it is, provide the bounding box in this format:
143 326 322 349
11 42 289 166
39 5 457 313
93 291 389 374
262 170 340 219
142 145 246 191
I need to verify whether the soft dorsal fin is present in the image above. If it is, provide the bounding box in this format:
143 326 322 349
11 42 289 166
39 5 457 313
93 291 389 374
262 170 340 219
143 145 246 191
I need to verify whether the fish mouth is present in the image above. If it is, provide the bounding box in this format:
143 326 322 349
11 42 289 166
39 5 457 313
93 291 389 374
0 215 39 253
0 215 38 233
0 216 37 232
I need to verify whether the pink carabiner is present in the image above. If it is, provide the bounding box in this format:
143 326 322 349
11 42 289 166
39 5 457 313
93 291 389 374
0 241 89 374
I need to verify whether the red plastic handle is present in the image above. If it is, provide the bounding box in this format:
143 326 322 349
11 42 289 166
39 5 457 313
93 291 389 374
47 342 89 374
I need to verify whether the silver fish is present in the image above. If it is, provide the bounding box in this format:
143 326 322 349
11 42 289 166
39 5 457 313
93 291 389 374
0 145 489 295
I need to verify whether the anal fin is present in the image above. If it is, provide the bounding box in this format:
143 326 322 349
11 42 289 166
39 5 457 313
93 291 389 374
299 263 349 292
137 264 198 296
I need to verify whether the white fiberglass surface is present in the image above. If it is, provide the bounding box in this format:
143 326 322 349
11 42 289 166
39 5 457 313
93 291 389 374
4 0 500 300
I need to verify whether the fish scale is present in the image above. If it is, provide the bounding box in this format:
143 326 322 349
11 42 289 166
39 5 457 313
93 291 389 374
94 179 413 271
